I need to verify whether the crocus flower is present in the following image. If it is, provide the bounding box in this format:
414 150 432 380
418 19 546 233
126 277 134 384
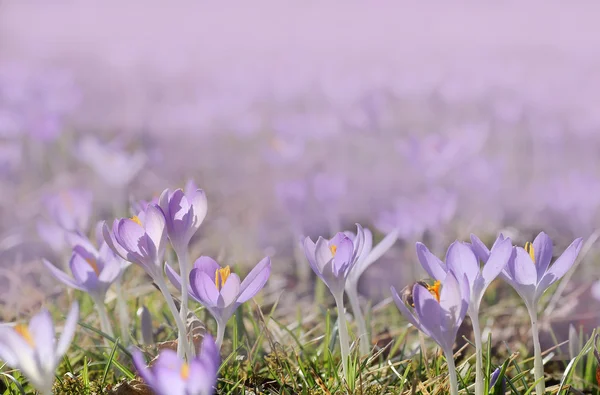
392 271 469 395
103 204 191 359
133 334 220 395
344 227 399 356
417 237 512 395
303 224 365 383
489 367 506 394
166 256 271 349
37 189 93 253
159 181 208 253
501 232 582 395
0 303 79 395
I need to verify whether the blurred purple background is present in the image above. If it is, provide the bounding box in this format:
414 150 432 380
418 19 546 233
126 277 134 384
2 2 600 317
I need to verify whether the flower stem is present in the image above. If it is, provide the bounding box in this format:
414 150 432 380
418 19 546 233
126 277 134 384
94 297 114 346
115 277 130 345
334 292 351 383
155 275 192 360
444 348 460 395
528 306 545 394
346 284 370 356
470 312 484 395
175 248 194 357
215 318 226 350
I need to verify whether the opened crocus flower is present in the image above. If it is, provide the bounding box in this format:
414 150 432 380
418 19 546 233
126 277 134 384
103 204 191 359
498 232 582 395
303 224 365 383
133 334 220 395
159 181 208 354
167 256 271 349
345 227 398 356
417 238 513 395
37 189 93 253
392 271 469 395
43 239 122 337
0 303 79 395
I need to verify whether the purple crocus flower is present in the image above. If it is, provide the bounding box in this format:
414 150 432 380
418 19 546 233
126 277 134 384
303 224 365 296
102 204 167 279
0 303 79 395
37 189 93 252
133 334 220 395
391 271 469 395
166 256 271 348
417 237 512 395
159 181 208 253
43 238 122 303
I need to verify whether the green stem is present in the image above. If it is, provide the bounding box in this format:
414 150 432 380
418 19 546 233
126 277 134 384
528 305 545 394
175 248 194 357
115 277 130 345
444 348 460 395
346 284 370 356
155 275 191 359
334 292 351 383
470 311 484 395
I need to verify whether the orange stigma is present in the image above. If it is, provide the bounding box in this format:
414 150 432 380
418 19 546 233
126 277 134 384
180 363 190 380
429 281 441 302
329 245 337 256
525 242 535 263
215 266 231 291
130 216 142 226
14 324 35 346
85 258 100 275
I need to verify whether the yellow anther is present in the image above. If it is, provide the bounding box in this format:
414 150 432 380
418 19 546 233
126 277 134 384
85 258 100 275
329 245 337 256
428 280 441 302
14 324 35 346
180 363 190 380
525 242 535 263
130 216 142 226
215 266 231 291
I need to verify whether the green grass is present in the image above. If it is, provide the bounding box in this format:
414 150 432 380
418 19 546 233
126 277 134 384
2 267 599 395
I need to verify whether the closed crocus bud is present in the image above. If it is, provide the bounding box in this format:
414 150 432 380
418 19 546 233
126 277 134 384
0 303 79 395
489 367 506 394
137 306 154 346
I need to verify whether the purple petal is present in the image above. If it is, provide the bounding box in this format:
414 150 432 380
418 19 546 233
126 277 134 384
532 231 553 281
165 263 182 291
43 259 86 291
189 189 208 227
332 237 353 276
481 237 513 286
413 282 445 349
391 286 423 331
217 273 240 308
56 302 79 357
537 237 583 294
315 237 333 271
117 219 147 258
70 252 99 291
190 270 220 307
98 259 121 285
28 310 55 367
66 232 98 254
132 349 155 388
192 256 221 279
445 241 479 290
469 234 491 262
416 242 447 280
512 247 538 287
102 221 129 260
303 237 321 277
237 257 271 303
144 204 166 254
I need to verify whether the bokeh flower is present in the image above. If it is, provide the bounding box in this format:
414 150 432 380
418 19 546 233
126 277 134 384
0 303 79 395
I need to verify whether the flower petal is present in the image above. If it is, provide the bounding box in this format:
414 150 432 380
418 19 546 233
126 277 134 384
532 231 553 281
469 234 491 262
218 273 240 308
416 242 447 280
70 251 99 291
132 350 155 389
56 302 79 358
481 237 513 286
413 282 445 349
144 204 166 254
237 257 271 303
537 237 583 295
315 237 333 271
116 218 146 258
165 263 182 291
28 310 55 371
192 256 221 279
190 270 219 307
43 259 86 291
391 286 424 332
445 241 479 290
102 221 129 260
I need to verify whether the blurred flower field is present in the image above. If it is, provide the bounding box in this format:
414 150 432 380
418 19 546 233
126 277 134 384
2 3 600 394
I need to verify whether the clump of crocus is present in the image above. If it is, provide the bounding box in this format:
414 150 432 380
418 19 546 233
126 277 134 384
167 256 271 349
133 334 220 395
303 224 365 383
417 237 513 395
392 271 469 395
103 204 191 359
43 238 122 337
345 227 398 356
37 189 93 253
160 181 207 354
0 303 79 395
473 231 583 395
